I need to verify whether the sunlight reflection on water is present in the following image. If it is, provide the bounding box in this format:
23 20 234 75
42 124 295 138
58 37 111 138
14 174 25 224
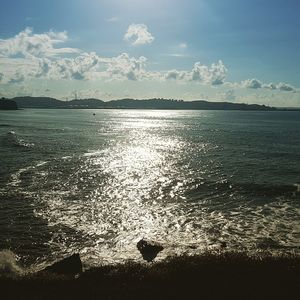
1 109 299 266
33 111 213 264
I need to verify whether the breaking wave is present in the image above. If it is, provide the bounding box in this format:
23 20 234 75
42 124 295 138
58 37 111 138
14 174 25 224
0 250 23 277
2 131 34 148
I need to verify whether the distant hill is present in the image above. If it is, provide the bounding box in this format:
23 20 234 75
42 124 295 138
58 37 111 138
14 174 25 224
68 98 105 108
12 96 65 108
8 96 278 111
0 98 18 110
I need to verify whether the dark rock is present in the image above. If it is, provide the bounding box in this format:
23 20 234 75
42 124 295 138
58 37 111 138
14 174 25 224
188 245 197 249
220 241 227 249
137 239 164 262
43 253 82 276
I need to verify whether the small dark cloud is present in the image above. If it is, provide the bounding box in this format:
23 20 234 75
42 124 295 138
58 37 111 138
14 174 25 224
211 78 224 85
71 71 85 80
8 73 25 84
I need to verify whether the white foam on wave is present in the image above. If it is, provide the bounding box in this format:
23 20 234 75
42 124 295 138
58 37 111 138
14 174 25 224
26 138 300 264
82 150 104 157
36 161 48 167
294 183 300 193
8 166 33 187
0 250 23 277
7 161 48 187
61 156 72 160
5 131 35 148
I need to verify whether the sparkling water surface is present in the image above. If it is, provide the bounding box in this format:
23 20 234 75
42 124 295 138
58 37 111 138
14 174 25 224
0 109 299 268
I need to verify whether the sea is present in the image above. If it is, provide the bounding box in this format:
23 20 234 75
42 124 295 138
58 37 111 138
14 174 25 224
0 109 299 270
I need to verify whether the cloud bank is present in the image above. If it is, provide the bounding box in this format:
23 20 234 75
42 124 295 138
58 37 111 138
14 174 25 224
164 60 228 85
0 27 78 59
242 78 296 92
0 27 298 107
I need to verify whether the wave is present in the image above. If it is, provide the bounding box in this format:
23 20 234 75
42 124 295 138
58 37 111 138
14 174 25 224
0 250 23 277
186 178 300 201
2 131 34 148
238 182 300 197
256 237 300 251
6 160 49 188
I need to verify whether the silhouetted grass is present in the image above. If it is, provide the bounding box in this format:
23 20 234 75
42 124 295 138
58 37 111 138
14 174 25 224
1 252 299 299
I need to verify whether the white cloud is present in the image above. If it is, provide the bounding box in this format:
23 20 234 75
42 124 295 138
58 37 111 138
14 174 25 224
191 60 227 85
35 52 102 80
277 82 295 92
179 43 187 48
164 61 228 85
165 69 187 80
124 24 154 46
164 53 187 57
165 70 179 80
263 82 277 90
106 53 147 80
242 78 263 89
0 27 79 59
34 52 150 82
0 56 37 83
0 27 298 106
242 79 296 92
107 17 119 22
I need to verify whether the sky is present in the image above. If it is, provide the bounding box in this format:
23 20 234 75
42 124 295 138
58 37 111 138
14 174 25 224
0 0 300 107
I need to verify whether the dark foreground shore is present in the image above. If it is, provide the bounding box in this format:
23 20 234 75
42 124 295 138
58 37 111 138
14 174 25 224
1 252 299 300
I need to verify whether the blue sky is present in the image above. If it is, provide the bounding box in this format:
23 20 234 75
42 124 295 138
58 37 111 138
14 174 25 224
0 0 299 106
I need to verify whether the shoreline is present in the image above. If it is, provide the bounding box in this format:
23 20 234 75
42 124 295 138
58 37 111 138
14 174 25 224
1 252 299 299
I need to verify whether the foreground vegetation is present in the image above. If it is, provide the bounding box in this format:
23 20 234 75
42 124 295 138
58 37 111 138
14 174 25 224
1 252 299 299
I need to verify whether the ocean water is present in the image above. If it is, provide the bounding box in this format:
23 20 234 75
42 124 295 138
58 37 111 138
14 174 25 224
0 109 299 269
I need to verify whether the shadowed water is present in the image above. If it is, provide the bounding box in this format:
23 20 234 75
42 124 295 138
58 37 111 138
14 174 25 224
0 109 299 268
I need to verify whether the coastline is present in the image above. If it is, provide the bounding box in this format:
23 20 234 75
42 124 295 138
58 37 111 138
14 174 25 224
1 252 299 299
